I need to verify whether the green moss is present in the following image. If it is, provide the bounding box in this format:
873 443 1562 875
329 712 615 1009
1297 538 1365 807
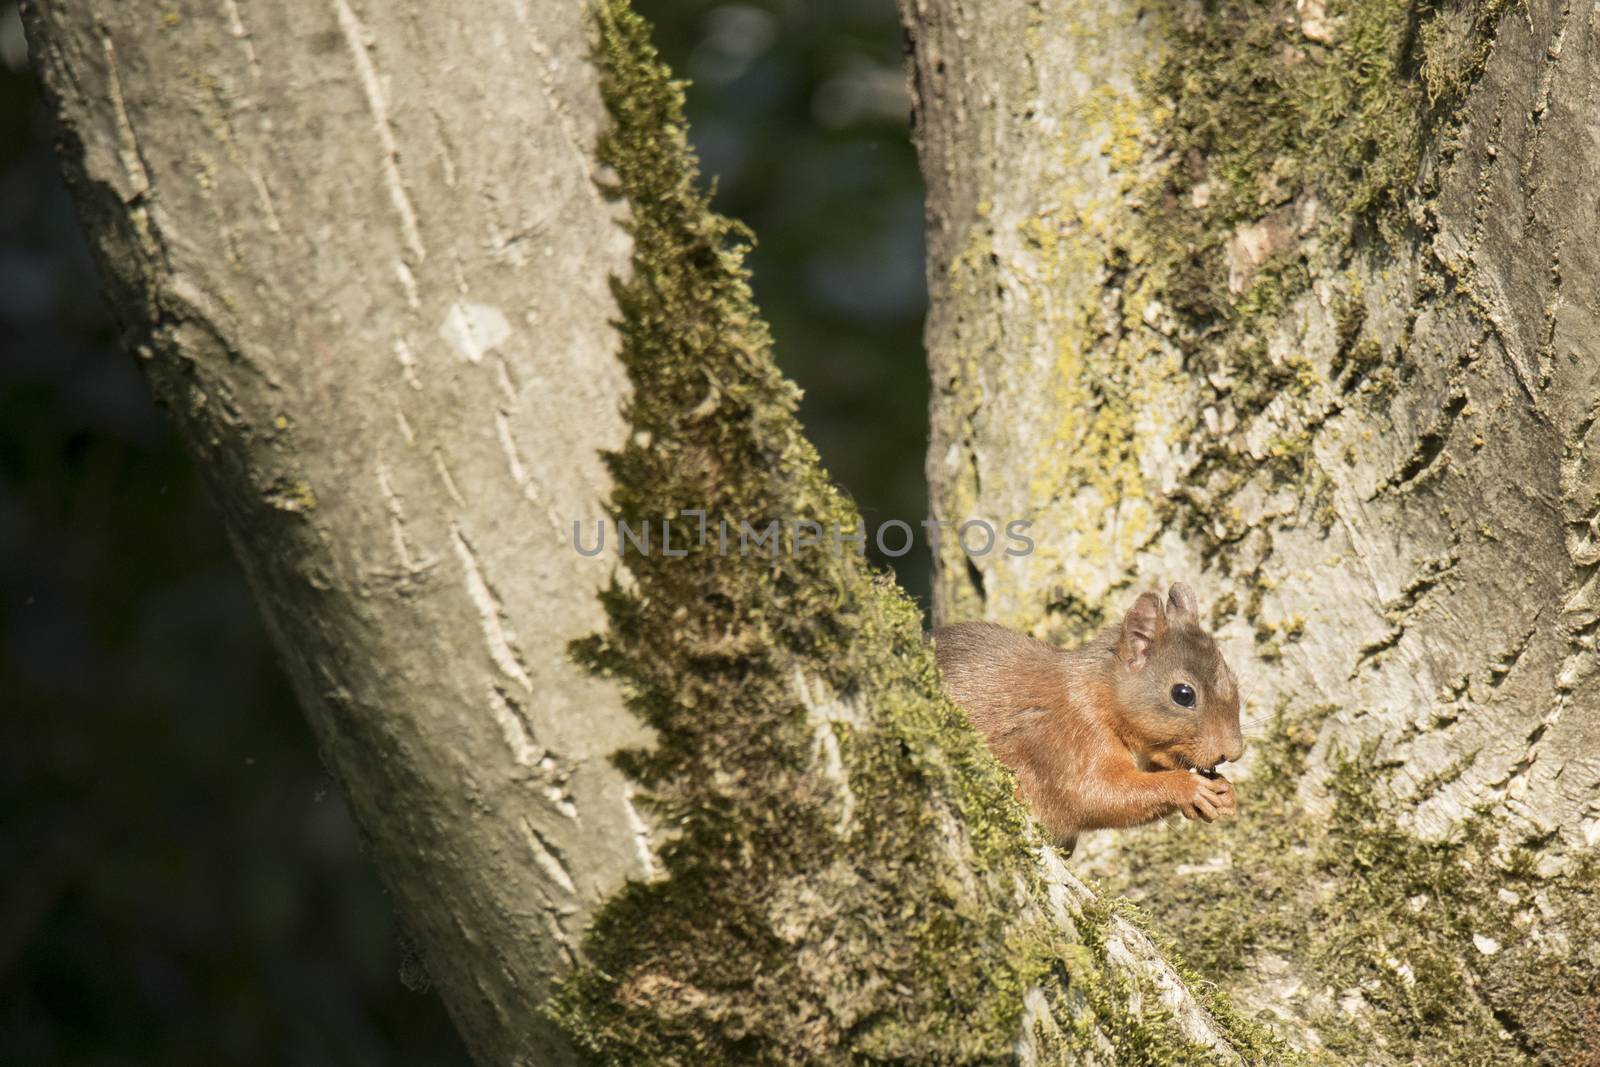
945 0 1575 1058
1060 896 1301 1067
549 7 1029 1059
1094 0 1514 527
1093 704 1600 1063
1042 589 1110 646
1014 0 1513 570
1309 758 1600 1063
545 4 1306 1062
1150 0 1511 318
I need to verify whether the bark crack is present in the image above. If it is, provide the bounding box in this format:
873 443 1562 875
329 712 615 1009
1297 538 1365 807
521 816 578 896
489 685 543 768
221 0 261 80
1382 393 1468 492
449 522 534 691
331 0 427 260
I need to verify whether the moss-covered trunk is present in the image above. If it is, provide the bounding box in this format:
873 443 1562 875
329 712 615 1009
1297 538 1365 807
906 0 1600 1058
21 0 1299 1063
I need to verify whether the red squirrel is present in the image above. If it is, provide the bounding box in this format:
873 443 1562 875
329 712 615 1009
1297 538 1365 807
934 583 1243 853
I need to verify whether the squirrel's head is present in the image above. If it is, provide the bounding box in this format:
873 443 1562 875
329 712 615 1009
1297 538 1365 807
1107 583 1244 772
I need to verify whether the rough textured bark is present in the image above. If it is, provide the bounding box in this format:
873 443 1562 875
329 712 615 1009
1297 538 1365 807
908 0 1600 1058
23 1 1289 1063
21 2 648 1063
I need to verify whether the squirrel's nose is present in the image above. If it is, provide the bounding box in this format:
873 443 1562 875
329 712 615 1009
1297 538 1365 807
1217 739 1245 765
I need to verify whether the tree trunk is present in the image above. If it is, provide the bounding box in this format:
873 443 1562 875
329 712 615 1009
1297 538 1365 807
908 0 1600 1058
22 1 650 1062
22 0 1288 1063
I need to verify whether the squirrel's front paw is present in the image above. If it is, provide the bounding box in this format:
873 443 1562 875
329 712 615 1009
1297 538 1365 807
1175 772 1235 822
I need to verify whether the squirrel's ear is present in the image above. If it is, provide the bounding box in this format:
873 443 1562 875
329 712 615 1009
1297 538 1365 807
1166 582 1199 623
1118 591 1166 670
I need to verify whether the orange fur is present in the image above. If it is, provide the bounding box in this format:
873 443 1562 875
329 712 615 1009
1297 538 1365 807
933 584 1243 852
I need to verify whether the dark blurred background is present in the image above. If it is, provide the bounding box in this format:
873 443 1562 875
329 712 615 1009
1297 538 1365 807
0 0 927 1062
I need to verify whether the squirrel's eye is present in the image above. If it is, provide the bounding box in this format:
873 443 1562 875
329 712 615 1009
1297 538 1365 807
1170 683 1197 708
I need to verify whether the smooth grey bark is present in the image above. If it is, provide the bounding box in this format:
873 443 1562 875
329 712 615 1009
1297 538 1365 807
906 0 1600 1055
21 3 652 1063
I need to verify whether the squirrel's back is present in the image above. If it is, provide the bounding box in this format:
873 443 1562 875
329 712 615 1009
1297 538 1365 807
932 621 1079 739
